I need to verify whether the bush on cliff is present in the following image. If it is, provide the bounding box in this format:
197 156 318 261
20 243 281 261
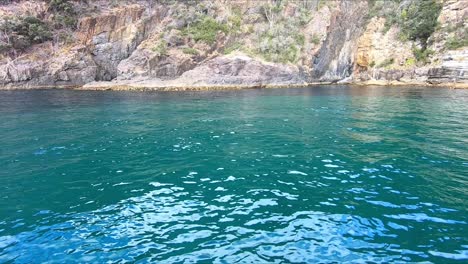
182 16 228 44
250 1 311 64
48 0 78 29
182 47 199 56
0 0 79 55
445 28 468 50
48 0 75 14
0 16 52 54
152 40 168 56
412 46 434 64
446 37 468 50
399 0 441 47
370 0 441 48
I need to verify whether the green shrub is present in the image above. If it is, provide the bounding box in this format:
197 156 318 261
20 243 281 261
0 16 52 54
259 36 299 63
182 16 228 44
48 0 75 14
280 45 299 63
182 47 199 55
294 34 305 46
228 7 242 33
310 34 320 45
318 0 328 10
48 0 77 29
152 40 168 56
445 35 468 50
378 58 394 68
53 14 77 29
446 38 468 50
412 46 434 64
298 8 312 26
228 15 242 33
405 57 416 66
370 0 441 47
400 0 442 46
244 25 255 34
223 42 243 55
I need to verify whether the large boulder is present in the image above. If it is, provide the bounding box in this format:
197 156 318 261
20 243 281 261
178 54 306 85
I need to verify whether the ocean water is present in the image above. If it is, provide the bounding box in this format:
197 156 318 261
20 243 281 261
0 86 467 263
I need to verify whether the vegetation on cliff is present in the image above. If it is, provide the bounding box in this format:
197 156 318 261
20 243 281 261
368 0 442 64
0 0 78 55
0 0 466 87
0 16 51 54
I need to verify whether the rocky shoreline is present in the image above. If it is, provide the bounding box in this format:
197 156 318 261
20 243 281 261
1 1 466 91
1 80 467 92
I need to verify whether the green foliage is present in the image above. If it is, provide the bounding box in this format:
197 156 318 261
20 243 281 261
445 29 468 50
294 34 305 46
182 47 199 55
48 0 75 14
369 61 376 68
152 40 168 56
445 38 468 50
228 15 242 33
48 0 77 29
368 0 441 66
298 8 312 26
182 16 228 44
317 0 327 10
53 14 77 29
223 42 243 55
57 31 75 45
258 33 300 63
378 58 394 68
244 25 255 34
412 46 434 64
399 0 441 46
366 0 401 32
0 16 52 54
263 44 298 64
383 14 398 33
405 57 416 66
228 7 242 33
310 34 320 45
369 0 441 47
254 8 309 64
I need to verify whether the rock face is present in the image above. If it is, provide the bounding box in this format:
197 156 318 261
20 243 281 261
0 46 98 88
311 0 368 81
0 4 164 88
430 0 467 54
0 0 466 89
178 55 305 85
355 18 414 70
83 54 306 90
428 50 468 84
117 49 198 80
426 0 468 84
76 5 164 81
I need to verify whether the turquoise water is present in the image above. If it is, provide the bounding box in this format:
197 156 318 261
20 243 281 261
0 86 467 263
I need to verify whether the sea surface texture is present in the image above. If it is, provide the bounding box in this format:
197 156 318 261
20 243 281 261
0 86 467 263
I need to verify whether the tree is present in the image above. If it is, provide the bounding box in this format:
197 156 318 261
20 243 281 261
400 0 441 48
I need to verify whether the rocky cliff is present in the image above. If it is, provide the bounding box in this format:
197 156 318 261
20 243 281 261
0 0 466 90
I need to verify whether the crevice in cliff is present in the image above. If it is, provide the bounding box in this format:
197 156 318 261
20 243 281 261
311 0 368 82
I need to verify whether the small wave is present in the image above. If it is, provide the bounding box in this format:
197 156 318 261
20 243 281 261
287 170 308 176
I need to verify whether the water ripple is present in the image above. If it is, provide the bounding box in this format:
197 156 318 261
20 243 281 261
0 87 467 263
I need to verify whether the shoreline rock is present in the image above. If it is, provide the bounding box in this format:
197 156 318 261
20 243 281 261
1 80 466 92
1 1 466 91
